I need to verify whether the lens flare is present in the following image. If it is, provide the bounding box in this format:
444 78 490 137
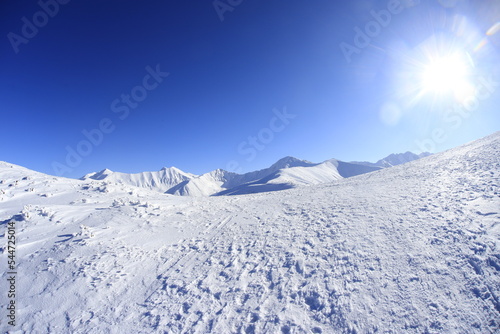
420 53 472 96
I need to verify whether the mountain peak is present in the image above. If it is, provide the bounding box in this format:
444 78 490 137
160 166 178 172
82 168 113 180
271 156 314 170
349 151 432 168
376 152 423 167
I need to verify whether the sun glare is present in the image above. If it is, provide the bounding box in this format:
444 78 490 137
421 53 471 95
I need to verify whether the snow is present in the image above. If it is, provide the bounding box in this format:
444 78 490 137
1 132 499 333
82 156 382 197
82 167 197 193
351 151 432 168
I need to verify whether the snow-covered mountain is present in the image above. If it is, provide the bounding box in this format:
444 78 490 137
1 132 499 333
81 166 196 193
164 157 311 196
214 159 380 196
376 151 432 167
352 151 431 168
82 156 381 196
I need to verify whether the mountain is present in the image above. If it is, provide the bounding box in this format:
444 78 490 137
214 159 380 196
167 157 320 196
352 151 431 168
81 166 196 193
82 156 382 197
80 151 430 197
165 169 240 197
80 156 320 197
1 132 498 333
376 151 432 167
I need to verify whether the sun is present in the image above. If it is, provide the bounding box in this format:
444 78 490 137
420 53 474 97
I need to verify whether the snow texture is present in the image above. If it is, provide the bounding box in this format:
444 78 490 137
1 132 499 333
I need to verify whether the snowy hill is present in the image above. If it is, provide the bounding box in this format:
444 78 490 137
1 132 499 333
352 151 431 168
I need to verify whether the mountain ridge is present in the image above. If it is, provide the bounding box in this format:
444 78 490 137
350 151 432 168
81 151 430 196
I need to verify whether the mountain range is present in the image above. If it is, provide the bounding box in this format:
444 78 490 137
81 152 430 196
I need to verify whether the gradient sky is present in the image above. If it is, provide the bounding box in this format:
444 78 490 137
1 0 499 178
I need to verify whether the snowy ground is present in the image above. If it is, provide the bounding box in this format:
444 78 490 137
1 132 499 333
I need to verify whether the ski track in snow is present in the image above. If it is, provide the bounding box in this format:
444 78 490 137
0 132 499 333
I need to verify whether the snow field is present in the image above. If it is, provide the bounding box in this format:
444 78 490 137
0 132 499 333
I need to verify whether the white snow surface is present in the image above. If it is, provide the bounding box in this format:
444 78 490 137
1 132 499 333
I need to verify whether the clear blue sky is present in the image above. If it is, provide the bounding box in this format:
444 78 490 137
1 0 499 178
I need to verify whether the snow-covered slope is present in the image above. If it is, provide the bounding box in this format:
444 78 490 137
81 167 196 193
1 132 499 333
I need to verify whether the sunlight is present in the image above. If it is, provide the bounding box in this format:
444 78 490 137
420 53 472 96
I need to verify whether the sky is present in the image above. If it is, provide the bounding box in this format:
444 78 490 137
1 0 499 178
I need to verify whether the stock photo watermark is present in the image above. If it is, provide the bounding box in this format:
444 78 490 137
226 106 296 173
340 0 419 63
213 0 243 22
7 0 71 54
5 217 19 327
51 64 169 176
415 75 499 153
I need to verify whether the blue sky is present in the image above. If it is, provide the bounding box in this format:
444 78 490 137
1 0 499 178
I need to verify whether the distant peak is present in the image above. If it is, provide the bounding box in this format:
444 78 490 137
209 168 229 175
277 156 300 162
94 168 113 176
83 168 113 180
271 156 314 170
273 156 300 166
375 151 427 167
160 166 188 174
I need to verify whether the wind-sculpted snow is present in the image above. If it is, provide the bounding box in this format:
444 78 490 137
0 132 499 333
